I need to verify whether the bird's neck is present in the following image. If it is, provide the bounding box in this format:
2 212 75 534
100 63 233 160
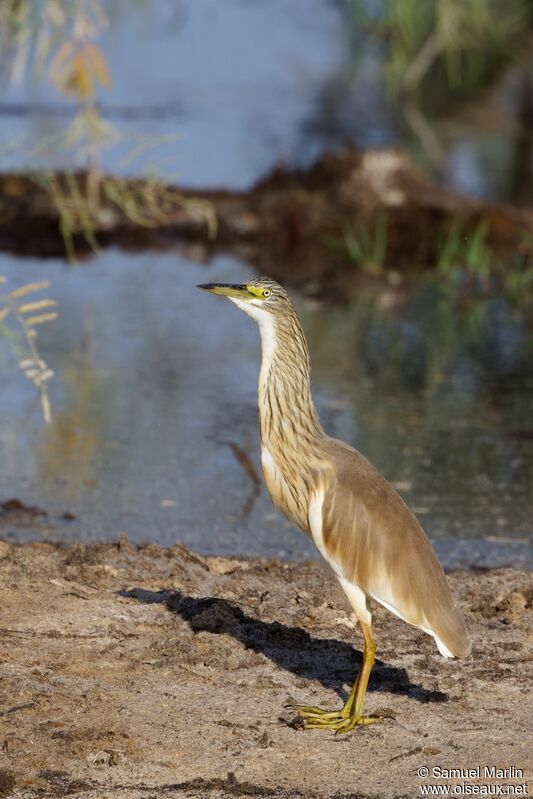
255 310 323 449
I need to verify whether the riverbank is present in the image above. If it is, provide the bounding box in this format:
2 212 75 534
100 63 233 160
0 539 530 798
1 149 532 299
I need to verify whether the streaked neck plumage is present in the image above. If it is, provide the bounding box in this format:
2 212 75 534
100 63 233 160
230 295 326 533
231 298 323 448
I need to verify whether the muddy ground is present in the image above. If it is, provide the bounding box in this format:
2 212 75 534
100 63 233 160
0 539 530 799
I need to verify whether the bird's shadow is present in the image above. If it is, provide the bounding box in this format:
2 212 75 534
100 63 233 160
120 588 447 704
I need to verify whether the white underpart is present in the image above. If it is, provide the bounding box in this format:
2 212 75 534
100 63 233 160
338 578 372 626
309 490 453 658
261 445 277 473
261 445 282 488
308 490 337 571
229 298 277 384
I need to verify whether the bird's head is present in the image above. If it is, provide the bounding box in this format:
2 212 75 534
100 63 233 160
197 277 292 323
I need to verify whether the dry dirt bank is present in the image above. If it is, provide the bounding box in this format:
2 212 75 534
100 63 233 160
0 539 530 798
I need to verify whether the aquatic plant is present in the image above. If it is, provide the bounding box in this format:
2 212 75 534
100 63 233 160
0 0 214 261
324 210 533 312
31 170 217 263
323 213 389 276
0 277 57 422
435 221 533 311
348 0 532 100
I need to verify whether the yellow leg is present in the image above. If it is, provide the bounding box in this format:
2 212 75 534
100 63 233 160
295 622 379 733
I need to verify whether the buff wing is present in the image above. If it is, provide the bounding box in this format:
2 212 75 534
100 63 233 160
316 437 471 659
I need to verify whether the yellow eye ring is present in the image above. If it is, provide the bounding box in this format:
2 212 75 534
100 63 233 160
263 289 271 298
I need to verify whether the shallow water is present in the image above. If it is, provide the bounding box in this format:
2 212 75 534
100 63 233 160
1 0 531 203
1 251 531 567
0 1 532 567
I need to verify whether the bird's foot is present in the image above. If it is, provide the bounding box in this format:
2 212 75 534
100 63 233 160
293 704 349 722
293 704 379 734
304 713 379 733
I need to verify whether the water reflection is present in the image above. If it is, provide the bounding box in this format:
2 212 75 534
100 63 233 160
0 0 531 204
0 2 531 571
303 290 532 546
0 251 531 567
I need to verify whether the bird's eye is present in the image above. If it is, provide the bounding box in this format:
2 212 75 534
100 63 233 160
263 289 271 298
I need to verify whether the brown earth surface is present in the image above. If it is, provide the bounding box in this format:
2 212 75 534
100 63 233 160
0 539 531 798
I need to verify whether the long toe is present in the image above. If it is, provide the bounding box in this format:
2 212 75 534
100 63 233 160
333 715 380 734
304 714 380 733
294 704 349 721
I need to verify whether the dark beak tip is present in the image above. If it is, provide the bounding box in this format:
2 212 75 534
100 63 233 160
196 282 247 293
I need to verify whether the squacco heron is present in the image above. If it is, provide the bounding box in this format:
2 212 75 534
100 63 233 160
198 277 470 733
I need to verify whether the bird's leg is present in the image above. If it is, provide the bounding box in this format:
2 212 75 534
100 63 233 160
294 671 360 721
295 622 379 732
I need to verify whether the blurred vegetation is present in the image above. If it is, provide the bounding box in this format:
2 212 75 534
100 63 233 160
0 0 531 425
32 170 217 263
433 223 533 318
0 0 214 261
0 1 107 420
323 213 389 278
0 1 213 421
0 276 57 422
348 0 533 102
324 216 533 316
0 0 113 151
